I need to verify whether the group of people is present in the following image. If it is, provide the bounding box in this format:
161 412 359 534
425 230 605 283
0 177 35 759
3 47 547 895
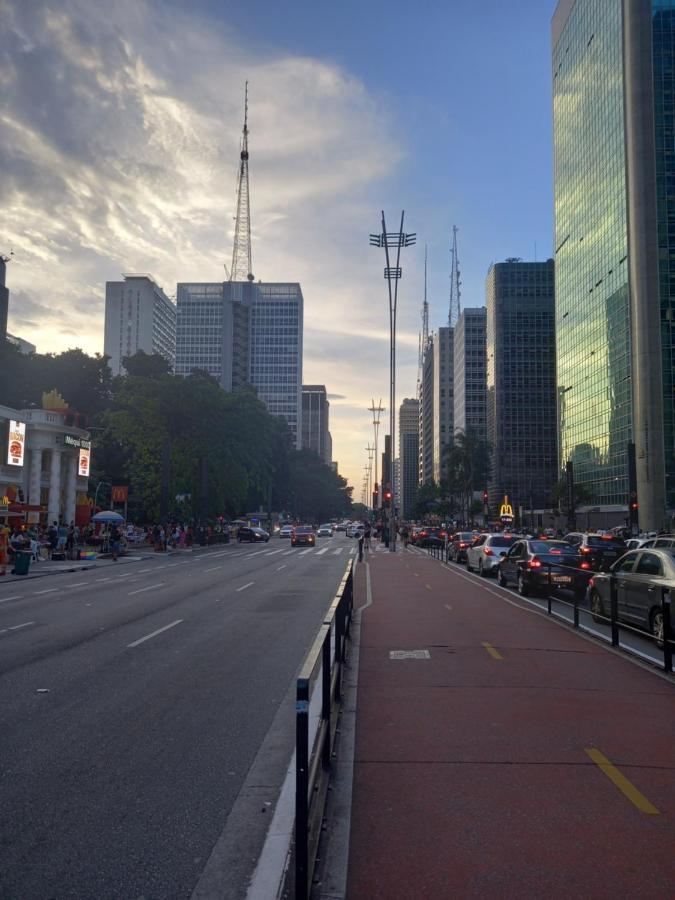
0 520 83 575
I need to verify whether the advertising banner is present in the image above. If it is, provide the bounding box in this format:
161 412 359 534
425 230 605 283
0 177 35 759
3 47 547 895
7 420 26 466
78 447 91 478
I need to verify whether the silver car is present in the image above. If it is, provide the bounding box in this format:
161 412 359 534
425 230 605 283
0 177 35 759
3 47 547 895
466 534 517 576
588 548 675 645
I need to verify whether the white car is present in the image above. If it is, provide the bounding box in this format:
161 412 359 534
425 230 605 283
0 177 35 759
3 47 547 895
346 523 365 538
465 533 517 576
317 524 333 537
279 525 294 538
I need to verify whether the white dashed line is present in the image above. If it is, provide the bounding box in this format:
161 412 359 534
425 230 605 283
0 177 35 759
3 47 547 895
0 595 21 603
298 549 312 556
117 572 136 578
128 582 165 596
65 582 87 588
276 565 287 571
33 588 58 596
204 566 223 573
283 549 295 556
316 548 328 556
127 619 183 648
333 548 344 555
96 578 112 583
0 621 35 635
236 582 254 592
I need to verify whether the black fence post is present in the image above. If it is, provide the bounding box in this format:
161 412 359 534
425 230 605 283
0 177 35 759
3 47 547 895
573 583 580 628
610 575 619 647
662 588 673 674
295 678 310 900
547 565 552 615
322 634 331 770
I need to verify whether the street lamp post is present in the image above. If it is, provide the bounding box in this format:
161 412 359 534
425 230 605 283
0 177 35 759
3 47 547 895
370 211 416 552
368 398 384 509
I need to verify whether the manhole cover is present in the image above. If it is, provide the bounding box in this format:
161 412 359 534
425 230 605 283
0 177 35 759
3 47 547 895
389 649 431 660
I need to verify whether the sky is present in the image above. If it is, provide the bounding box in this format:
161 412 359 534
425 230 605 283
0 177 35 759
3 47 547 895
1 0 557 495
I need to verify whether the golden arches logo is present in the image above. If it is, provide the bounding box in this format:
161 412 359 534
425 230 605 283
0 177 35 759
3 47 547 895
499 495 513 518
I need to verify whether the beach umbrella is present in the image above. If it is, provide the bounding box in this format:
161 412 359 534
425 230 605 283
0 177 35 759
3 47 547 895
92 510 125 523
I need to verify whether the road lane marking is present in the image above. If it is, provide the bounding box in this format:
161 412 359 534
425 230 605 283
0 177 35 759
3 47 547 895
0 621 36 635
236 582 254 592
137 568 153 573
585 748 660 814
444 603 453 611
482 642 503 660
298 549 313 556
165 563 178 568
413 573 419 578
316 548 328 556
276 565 287 571
128 582 165 596
127 619 183 648
33 588 58 595
425 584 432 590
262 548 284 556
0 595 21 603
333 548 343 555
283 549 295 556
117 572 136 578
96 578 112 583
65 582 88 588
205 566 223 573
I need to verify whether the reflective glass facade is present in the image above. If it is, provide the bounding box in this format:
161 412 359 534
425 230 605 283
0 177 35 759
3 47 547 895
553 0 632 507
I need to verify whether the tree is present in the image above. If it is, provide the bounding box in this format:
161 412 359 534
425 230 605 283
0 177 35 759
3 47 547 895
443 430 491 523
121 350 172 378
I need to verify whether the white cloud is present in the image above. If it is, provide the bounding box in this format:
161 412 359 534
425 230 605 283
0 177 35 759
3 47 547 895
0 0 408 491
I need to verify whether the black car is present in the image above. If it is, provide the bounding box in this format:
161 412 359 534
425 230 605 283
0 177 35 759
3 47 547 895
497 539 590 597
562 533 627 572
237 526 270 543
417 528 446 548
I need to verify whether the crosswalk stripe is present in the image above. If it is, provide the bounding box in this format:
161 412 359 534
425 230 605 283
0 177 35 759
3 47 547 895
315 548 328 556
333 548 343 555
262 548 284 556
298 548 312 555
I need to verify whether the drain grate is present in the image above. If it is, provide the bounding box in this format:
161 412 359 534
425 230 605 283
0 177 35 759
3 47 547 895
389 649 431 660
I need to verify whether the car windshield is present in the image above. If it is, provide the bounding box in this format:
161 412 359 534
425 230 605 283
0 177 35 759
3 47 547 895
489 537 516 547
587 536 624 547
530 540 572 554
320 524 331 529
296 526 313 534
457 533 474 541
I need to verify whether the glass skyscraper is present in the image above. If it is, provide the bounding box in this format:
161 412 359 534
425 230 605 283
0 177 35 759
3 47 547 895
553 0 675 529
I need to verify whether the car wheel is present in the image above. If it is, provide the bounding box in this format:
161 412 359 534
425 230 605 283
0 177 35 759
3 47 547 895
651 609 664 649
590 590 605 623
517 572 530 596
497 567 507 587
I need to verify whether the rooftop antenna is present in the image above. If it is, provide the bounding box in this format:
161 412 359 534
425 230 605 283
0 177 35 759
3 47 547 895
229 82 254 282
448 225 461 327
417 245 429 395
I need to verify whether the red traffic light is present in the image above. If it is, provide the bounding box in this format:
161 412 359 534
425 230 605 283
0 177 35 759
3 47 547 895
482 490 488 503
384 490 392 501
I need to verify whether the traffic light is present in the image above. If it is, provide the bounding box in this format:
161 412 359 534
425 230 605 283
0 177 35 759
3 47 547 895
482 490 488 505
383 485 392 505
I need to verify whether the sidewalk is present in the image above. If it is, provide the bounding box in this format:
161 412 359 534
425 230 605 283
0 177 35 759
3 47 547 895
344 547 675 898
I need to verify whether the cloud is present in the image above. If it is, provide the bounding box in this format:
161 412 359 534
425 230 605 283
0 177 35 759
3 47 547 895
0 0 405 490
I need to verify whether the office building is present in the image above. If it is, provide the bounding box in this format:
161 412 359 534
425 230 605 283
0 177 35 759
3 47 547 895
432 326 453 483
486 259 557 513
454 308 487 441
302 385 332 464
176 280 303 448
104 275 176 375
6 333 36 354
419 338 435 485
399 398 419 520
553 0 675 530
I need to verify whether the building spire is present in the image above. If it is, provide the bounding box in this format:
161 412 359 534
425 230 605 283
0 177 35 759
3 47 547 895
449 225 461 327
229 82 254 282
417 245 430 392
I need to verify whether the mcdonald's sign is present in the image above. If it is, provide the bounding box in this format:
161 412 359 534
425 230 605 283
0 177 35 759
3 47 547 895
111 485 129 503
499 494 514 523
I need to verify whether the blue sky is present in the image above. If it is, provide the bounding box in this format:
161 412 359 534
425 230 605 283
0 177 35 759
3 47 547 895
2 0 558 493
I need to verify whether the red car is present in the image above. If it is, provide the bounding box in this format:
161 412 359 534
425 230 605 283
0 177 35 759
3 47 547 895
291 526 316 547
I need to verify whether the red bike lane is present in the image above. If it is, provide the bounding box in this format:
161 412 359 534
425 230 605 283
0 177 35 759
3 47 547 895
347 548 675 898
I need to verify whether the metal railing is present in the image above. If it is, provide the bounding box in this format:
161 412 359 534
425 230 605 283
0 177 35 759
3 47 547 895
428 548 674 674
295 560 354 900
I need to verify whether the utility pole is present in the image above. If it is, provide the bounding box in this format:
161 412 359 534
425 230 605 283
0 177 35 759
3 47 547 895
370 212 416 552
229 82 254 283
368 398 385 509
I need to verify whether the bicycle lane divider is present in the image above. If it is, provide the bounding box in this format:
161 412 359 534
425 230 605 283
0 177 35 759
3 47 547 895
584 748 660 814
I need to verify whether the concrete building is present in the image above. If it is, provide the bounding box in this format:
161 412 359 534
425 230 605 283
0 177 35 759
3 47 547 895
104 275 176 375
553 0 675 530
419 337 435 485
454 308 487 441
0 403 91 526
302 385 332 464
432 326 454 483
176 280 304 448
399 398 419 520
0 257 9 343
486 259 557 514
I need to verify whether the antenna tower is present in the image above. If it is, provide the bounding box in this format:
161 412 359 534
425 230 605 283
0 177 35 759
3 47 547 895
229 82 254 282
448 225 461 327
417 245 430 391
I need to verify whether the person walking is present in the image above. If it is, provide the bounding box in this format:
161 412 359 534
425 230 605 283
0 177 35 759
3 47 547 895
357 529 365 563
364 521 372 552
109 523 121 561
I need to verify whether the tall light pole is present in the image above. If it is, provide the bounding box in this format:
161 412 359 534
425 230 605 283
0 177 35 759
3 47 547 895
366 444 375 508
370 212 416 551
368 398 384 508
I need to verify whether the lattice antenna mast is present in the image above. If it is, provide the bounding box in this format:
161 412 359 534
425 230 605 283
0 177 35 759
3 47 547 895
417 245 429 390
448 225 461 327
229 82 254 282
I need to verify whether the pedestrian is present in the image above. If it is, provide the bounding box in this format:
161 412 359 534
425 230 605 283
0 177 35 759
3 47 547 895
364 521 372 552
358 529 365 563
109 522 121 561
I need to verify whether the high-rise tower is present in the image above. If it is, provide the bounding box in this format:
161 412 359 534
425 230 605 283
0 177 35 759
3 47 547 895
229 83 254 283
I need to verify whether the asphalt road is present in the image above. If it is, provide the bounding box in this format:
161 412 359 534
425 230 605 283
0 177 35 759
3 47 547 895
0 535 355 899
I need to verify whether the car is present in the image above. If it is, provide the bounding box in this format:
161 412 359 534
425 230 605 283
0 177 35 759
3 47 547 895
588 548 675 645
237 526 269 543
562 533 627 572
417 527 445 548
346 523 364 538
292 525 316 546
448 532 476 563
625 537 654 551
279 524 294 538
497 538 590 597
466 533 517 576
317 524 333 537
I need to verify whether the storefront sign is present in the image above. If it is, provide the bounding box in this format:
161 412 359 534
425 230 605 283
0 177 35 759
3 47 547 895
64 434 91 451
111 485 128 502
78 447 91 477
7 420 26 466
499 495 514 524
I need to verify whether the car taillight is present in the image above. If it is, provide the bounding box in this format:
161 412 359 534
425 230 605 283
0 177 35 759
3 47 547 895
580 561 590 570
483 547 494 556
528 556 542 569
459 542 468 548
589 577 595 587
580 546 591 554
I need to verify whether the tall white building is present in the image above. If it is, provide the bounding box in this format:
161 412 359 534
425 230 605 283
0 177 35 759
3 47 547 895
453 308 487 440
399 398 419 520
432 326 453 483
175 280 304 449
104 275 176 375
